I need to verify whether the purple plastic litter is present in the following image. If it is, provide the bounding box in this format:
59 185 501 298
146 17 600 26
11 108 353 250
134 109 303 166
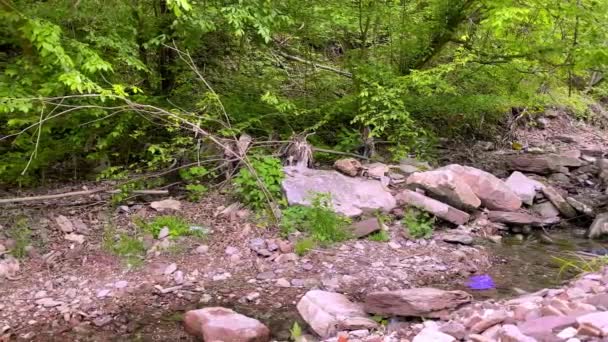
467 274 495 290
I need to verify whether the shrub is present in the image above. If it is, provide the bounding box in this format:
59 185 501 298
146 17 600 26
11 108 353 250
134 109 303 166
102 226 146 267
368 230 390 242
294 238 316 256
403 208 435 239
180 166 210 202
233 155 285 210
7 219 32 259
280 193 350 244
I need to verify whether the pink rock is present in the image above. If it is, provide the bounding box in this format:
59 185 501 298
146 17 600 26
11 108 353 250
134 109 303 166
518 315 578 338
406 170 481 211
334 158 362 177
395 190 470 225
505 171 543 206
488 211 559 227
184 307 270 342
470 310 509 334
364 288 472 318
576 311 608 336
541 186 577 218
499 324 537 342
440 164 522 211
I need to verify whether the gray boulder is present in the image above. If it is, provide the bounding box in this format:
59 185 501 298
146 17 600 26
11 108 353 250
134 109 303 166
406 170 481 211
589 213 608 239
282 167 396 217
505 171 544 206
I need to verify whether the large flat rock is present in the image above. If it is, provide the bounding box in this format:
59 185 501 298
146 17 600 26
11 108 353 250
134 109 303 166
364 288 472 318
282 167 396 217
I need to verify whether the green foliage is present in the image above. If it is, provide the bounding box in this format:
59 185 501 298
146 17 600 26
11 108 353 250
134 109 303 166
7 219 32 259
403 208 435 239
281 193 350 255
2 0 608 186
553 255 608 278
368 230 390 242
233 156 285 210
294 238 316 256
102 226 146 267
180 166 210 201
141 215 200 239
289 322 303 341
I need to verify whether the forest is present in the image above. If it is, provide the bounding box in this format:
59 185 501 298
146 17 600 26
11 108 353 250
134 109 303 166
2 1 608 341
1 0 607 188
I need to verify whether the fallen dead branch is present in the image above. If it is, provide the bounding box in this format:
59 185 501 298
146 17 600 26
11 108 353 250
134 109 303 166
0 189 168 205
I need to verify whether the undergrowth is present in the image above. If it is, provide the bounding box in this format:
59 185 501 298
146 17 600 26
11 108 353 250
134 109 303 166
102 226 146 267
138 215 202 239
7 218 32 259
403 208 435 239
553 254 608 278
233 155 285 211
281 193 350 255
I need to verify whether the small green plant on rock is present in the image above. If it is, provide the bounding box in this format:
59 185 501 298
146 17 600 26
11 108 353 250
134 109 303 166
403 208 435 239
294 238 316 256
141 215 201 239
233 155 285 211
281 193 351 255
368 230 390 242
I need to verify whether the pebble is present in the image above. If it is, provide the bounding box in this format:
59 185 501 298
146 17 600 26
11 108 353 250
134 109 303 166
276 278 291 288
157 227 170 239
174 271 184 285
199 294 212 303
114 281 128 289
35 298 63 308
34 290 47 299
212 272 231 281
164 263 177 275
225 246 239 255
389 241 401 249
195 245 209 254
96 289 111 298
246 292 260 301
256 271 275 280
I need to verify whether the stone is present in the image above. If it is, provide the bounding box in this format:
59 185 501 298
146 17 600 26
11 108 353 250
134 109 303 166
577 323 601 337
64 233 85 244
297 290 378 338
225 246 239 255
440 322 466 340
499 324 536 342
532 201 561 219
506 154 581 174
278 240 294 253
275 253 298 264
598 159 608 185
55 215 74 233
150 199 181 211
441 233 474 245
439 164 522 211
541 186 577 218
505 172 544 206
412 328 455 342
157 227 170 239
35 298 63 308
589 213 608 239
470 310 509 334
164 263 177 275
566 197 595 217
256 271 275 280
334 158 362 177
0 256 19 279
276 278 291 288
195 245 209 254
395 190 470 225
283 167 396 217
518 315 578 338
350 218 382 238
364 288 472 318
406 170 481 211
366 163 389 178
556 327 577 340
576 311 608 336
184 307 270 342
96 289 111 298
488 211 559 227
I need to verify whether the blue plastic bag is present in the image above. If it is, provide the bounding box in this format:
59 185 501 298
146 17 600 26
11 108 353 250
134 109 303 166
467 274 495 290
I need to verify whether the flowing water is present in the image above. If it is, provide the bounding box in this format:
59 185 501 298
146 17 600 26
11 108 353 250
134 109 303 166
470 228 607 300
